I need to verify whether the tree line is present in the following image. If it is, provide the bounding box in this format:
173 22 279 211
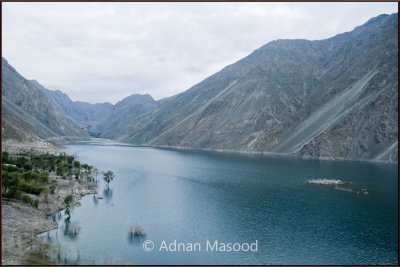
2 151 113 209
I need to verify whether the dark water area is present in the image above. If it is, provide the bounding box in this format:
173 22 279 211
40 142 398 264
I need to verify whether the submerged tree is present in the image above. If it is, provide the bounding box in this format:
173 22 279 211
63 220 81 241
64 195 73 220
102 170 114 187
93 167 99 179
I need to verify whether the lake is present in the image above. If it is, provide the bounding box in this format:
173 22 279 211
40 142 398 264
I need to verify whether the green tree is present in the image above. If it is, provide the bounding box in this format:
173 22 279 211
73 160 80 169
103 170 114 187
7 172 21 198
2 171 10 195
67 155 74 165
2 151 9 163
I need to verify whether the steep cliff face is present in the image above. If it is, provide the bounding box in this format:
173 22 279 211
114 13 397 162
278 14 398 161
1 58 88 146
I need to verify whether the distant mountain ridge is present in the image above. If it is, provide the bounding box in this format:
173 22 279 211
2 56 159 146
37 85 113 131
2 13 397 162
89 93 158 139
38 86 157 138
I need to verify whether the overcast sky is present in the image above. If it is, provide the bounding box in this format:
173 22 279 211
2 3 397 104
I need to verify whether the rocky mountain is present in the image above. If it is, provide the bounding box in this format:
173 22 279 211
37 85 113 131
2 57 158 144
111 13 398 162
40 86 157 138
89 93 157 139
1 58 88 151
2 13 397 162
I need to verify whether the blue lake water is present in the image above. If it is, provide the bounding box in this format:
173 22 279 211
41 143 398 264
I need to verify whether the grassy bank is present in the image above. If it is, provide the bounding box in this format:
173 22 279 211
2 151 99 208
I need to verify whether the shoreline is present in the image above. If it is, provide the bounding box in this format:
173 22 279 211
63 138 398 165
149 144 398 165
1 151 98 265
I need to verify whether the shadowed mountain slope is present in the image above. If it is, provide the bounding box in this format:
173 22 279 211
2 58 88 148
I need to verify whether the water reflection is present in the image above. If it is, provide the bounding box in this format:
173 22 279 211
49 211 63 223
62 219 81 240
103 187 113 203
127 224 146 245
92 194 99 205
41 144 398 264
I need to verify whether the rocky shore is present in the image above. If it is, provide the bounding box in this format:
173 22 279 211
2 139 59 155
2 172 97 265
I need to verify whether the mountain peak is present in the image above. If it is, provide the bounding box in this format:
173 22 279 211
116 93 155 106
363 12 396 27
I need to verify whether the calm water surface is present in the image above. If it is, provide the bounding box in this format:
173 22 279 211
41 142 398 265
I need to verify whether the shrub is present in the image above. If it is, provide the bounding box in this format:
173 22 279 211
2 165 18 172
73 160 80 169
19 180 45 195
19 194 39 208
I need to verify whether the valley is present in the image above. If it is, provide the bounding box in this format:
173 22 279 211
2 13 397 163
1 9 398 266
